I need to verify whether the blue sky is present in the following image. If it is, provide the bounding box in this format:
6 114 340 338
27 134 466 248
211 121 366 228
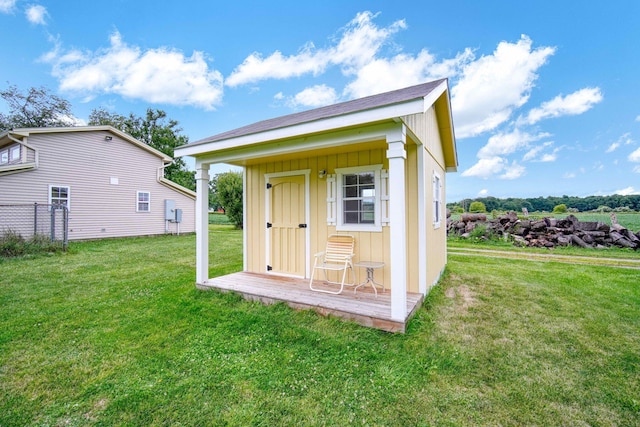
1 0 639 202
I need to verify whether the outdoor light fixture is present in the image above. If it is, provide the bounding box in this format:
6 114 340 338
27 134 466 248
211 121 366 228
104 136 113 141
318 169 327 179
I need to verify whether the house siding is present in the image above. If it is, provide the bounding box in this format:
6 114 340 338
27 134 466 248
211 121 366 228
404 108 448 290
0 130 195 240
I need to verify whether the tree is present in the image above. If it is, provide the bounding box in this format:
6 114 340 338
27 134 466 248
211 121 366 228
469 201 487 213
208 175 223 212
214 171 243 229
89 108 195 190
0 85 76 130
552 204 567 213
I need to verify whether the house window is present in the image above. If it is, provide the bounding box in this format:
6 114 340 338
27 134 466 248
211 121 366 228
49 185 70 210
137 191 150 212
335 165 382 232
0 144 21 164
433 171 442 228
10 145 20 162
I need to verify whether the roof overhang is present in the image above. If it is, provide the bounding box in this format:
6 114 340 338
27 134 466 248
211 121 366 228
8 126 173 162
175 79 458 172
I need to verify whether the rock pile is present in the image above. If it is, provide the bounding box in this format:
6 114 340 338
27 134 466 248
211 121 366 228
447 212 640 250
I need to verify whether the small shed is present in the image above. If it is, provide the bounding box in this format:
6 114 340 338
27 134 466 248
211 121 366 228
175 79 458 331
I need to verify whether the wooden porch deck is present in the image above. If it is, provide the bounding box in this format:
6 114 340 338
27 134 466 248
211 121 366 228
198 272 424 333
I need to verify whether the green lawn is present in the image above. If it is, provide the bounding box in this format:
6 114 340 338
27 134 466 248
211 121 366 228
1 228 639 425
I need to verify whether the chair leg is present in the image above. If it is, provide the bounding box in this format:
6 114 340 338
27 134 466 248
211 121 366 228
310 261 344 295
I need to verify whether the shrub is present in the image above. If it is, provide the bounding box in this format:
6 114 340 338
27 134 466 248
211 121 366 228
552 204 567 213
613 206 633 212
0 230 63 258
469 201 487 213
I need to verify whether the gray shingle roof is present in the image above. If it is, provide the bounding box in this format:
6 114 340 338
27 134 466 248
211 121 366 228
188 79 447 147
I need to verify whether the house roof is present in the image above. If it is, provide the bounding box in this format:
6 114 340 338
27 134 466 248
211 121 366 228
3 125 173 162
175 79 458 171
191 79 448 146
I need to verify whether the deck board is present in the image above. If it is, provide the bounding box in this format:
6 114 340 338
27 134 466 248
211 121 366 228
199 272 424 333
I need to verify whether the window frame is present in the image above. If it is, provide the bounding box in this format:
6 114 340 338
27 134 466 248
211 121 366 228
136 191 151 213
49 185 71 211
432 171 442 228
0 144 21 165
335 164 382 232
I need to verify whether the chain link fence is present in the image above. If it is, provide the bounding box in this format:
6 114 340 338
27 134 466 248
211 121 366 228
0 203 69 250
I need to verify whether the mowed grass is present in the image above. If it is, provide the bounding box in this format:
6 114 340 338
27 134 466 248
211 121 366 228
1 226 639 426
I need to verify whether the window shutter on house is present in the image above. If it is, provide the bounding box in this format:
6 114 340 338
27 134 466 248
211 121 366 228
326 174 336 225
381 169 389 225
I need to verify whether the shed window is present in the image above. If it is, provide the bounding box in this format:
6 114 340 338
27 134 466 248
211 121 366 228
335 165 382 232
49 185 70 210
137 191 150 212
433 171 442 228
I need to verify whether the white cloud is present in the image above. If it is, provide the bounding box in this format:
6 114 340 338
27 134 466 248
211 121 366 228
500 161 526 179
634 166 640 173
343 48 472 99
43 31 224 110
26 4 47 25
286 84 339 108
563 172 576 179
451 35 555 139
606 133 633 153
629 147 640 162
523 141 554 161
522 87 603 125
478 129 549 159
0 0 15 13
478 189 489 197
461 156 507 179
226 11 406 88
606 142 620 153
539 149 559 162
636 115 640 122
615 186 639 195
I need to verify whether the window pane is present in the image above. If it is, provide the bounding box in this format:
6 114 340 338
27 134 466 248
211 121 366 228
358 172 374 185
344 200 359 211
344 174 358 186
10 146 20 161
360 186 375 197
344 212 359 224
344 186 358 197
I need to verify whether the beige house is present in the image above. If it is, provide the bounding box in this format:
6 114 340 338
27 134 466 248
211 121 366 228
175 79 457 331
0 126 195 240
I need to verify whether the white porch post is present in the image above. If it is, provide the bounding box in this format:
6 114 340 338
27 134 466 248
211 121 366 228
195 161 210 286
417 144 427 295
387 125 407 321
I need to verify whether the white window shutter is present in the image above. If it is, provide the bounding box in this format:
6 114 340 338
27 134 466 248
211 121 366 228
381 169 389 225
326 174 336 225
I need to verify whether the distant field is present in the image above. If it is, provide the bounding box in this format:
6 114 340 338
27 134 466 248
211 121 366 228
209 212 231 224
449 211 640 231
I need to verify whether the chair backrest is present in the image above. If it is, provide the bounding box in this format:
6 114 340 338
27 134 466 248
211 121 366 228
324 234 355 263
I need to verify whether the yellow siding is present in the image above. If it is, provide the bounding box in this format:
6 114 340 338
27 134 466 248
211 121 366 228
405 109 449 290
245 148 392 287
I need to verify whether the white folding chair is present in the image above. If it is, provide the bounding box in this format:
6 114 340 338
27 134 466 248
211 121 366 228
309 234 355 294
